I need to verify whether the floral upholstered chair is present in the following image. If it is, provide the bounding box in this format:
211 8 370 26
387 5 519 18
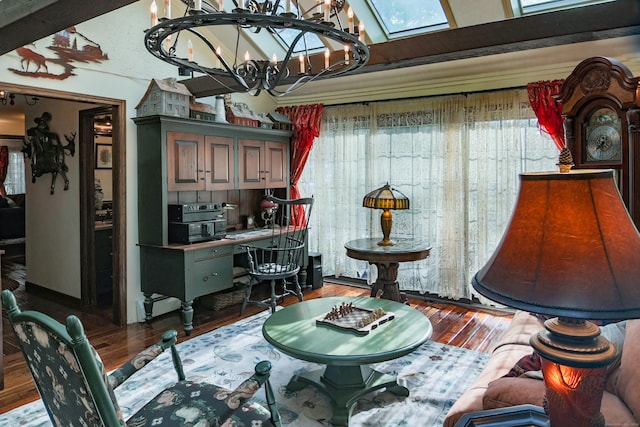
1 289 282 427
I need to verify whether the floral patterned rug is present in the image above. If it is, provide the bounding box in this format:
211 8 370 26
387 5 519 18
0 308 489 426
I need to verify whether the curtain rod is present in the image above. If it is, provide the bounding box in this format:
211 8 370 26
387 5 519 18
322 84 529 108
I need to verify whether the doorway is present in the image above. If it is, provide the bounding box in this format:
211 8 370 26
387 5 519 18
0 82 126 325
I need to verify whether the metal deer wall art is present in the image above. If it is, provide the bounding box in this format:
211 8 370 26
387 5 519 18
23 112 76 194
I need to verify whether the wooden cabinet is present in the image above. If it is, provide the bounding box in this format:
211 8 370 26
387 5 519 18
238 139 288 189
134 115 294 334
134 115 292 246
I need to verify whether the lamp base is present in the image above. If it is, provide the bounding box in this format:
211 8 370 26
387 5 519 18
530 317 618 427
379 209 394 246
377 238 395 246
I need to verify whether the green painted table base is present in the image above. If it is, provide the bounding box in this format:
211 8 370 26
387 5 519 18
262 297 432 426
286 365 408 426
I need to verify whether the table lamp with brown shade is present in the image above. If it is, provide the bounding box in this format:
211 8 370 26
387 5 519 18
363 183 410 246
472 154 640 427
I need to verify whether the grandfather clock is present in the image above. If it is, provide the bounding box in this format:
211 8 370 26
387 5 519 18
555 56 640 228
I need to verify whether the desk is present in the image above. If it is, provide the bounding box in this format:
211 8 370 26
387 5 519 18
139 227 307 335
345 238 431 302
262 296 432 426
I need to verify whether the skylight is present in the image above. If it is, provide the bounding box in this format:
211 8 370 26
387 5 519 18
515 0 613 15
275 1 325 53
367 0 448 37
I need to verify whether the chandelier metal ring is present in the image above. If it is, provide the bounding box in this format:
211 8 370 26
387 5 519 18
144 8 369 96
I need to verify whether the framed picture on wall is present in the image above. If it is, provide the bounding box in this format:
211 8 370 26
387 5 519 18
95 144 112 169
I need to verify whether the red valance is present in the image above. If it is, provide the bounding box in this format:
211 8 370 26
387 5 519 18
527 80 565 151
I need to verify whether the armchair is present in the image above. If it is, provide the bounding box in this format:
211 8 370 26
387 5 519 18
1 289 281 427
240 196 314 315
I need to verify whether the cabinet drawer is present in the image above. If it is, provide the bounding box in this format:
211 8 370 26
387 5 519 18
187 255 233 300
193 245 233 261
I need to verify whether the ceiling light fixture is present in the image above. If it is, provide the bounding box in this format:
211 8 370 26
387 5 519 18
0 91 15 106
143 0 370 96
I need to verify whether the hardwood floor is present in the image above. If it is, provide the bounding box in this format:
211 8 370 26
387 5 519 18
1 255 514 414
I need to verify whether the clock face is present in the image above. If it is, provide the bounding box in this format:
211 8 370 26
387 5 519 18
585 107 622 163
586 125 621 162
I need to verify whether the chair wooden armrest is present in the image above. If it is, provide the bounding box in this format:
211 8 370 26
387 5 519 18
108 330 185 389
217 360 281 426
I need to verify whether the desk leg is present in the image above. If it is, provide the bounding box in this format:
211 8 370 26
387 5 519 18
181 300 194 336
286 365 408 426
370 262 402 302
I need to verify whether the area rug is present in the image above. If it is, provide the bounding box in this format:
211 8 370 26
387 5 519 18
0 308 489 426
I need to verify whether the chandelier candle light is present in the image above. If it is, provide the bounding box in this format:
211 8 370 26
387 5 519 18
473 152 640 427
144 0 370 96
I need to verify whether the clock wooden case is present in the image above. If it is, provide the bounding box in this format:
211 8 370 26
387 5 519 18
555 56 640 227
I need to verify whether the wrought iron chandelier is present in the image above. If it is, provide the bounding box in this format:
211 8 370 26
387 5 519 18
144 0 370 96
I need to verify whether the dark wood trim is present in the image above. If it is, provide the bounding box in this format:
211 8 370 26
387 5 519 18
111 103 126 326
79 103 127 326
0 135 24 140
79 106 110 307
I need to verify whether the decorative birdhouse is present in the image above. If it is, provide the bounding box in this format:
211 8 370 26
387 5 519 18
226 102 259 127
136 78 192 118
189 98 216 122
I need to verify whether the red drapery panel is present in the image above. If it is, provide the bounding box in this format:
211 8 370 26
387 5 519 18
527 80 565 151
276 103 323 225
0 146 8 197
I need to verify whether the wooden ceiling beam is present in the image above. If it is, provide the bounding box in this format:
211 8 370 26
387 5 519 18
183 0 640 98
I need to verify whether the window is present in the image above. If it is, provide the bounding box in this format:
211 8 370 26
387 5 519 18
514 0 613 15
368 0 448 37
299 88 560 303
5 146 26 195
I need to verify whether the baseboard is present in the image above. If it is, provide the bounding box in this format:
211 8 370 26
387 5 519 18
24 281 82 308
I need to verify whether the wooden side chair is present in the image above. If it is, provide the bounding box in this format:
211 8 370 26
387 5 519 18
1 289 282 427
240 196 314 315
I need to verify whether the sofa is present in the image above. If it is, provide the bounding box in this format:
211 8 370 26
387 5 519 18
0 194 25 240
444 310 639 427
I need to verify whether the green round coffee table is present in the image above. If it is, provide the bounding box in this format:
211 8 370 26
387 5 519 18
262 296 433 426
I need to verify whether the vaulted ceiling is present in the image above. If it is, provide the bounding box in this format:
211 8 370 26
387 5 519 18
0 0 638 105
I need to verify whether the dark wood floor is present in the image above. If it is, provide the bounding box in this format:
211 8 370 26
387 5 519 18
1 255 514 414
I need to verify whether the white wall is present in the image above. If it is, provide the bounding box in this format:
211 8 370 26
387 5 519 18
24 99 85 297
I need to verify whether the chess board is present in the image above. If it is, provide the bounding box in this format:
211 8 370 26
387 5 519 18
316 306 395 335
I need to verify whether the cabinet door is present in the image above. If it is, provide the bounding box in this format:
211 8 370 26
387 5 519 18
238 138 264 189
265 141 288 188
204 135 235 190
167 131 205 191
238 139 289 189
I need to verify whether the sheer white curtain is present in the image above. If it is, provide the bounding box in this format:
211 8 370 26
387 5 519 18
298 88 559 302
5 146 26 195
